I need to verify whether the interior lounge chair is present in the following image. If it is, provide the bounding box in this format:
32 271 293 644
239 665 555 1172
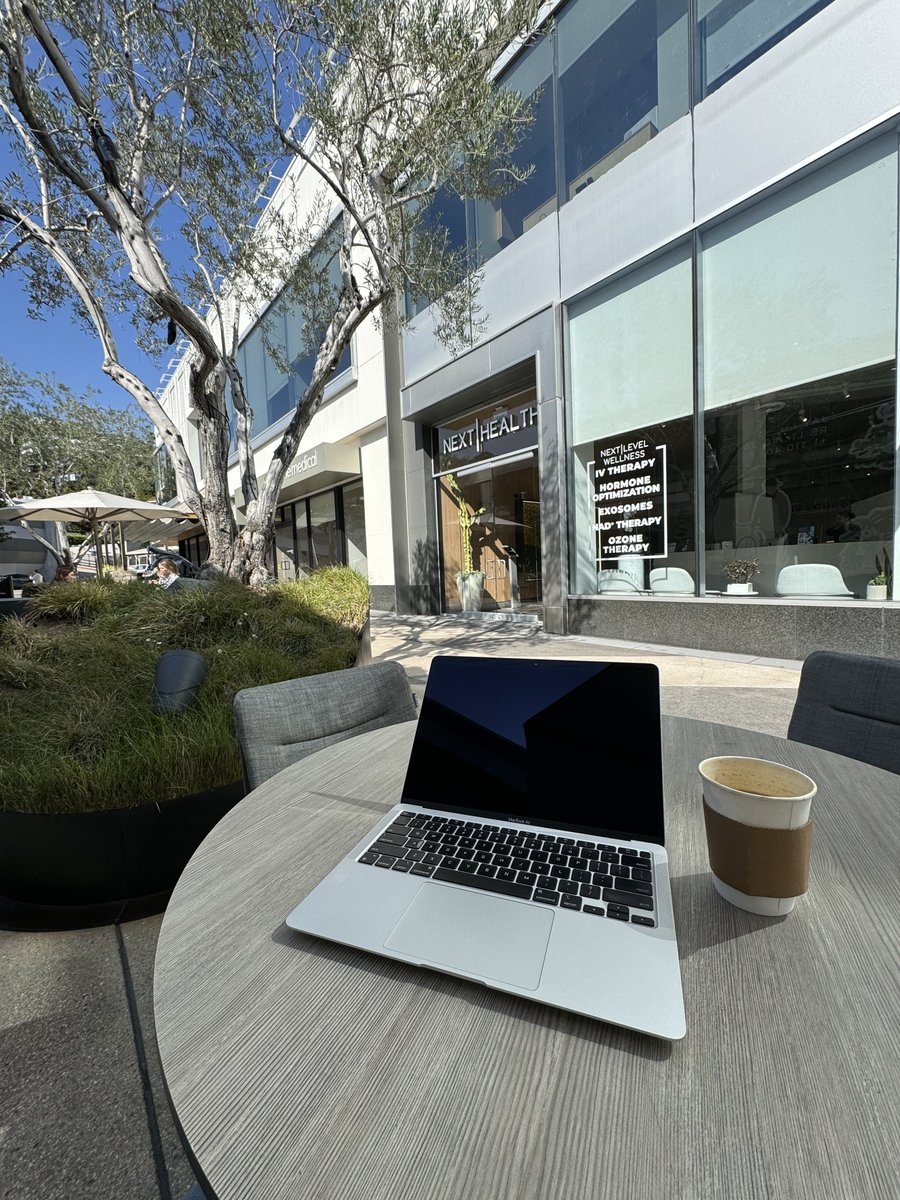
648 567 695 594
233 660 417 791
598 570 643 593
787 650 900 775
775 563 854 597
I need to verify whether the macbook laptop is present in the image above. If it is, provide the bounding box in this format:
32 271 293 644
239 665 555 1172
286 655 686 1040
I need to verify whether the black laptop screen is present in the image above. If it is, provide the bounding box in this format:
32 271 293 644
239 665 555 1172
401 656 665 845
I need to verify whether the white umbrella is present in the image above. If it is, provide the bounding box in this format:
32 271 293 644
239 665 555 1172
0 489 197 576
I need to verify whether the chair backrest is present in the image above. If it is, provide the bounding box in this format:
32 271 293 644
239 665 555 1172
649 567 694 594
233 661 417 791
598 570 642 593
775 563 853 596
787 650 900 775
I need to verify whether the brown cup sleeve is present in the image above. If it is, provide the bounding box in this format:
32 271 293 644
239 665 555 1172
703 799 812 898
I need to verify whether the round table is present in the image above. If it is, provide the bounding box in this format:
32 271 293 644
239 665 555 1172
154 718 900 1200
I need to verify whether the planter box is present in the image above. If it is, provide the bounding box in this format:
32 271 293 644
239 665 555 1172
0 781 243 930
867 584 888 601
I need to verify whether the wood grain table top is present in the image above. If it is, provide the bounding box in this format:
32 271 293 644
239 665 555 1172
154 717 900 1200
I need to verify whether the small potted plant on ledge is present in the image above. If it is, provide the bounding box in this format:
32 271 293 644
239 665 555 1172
447 473 486 612
867 547 892 601
721 557 761 595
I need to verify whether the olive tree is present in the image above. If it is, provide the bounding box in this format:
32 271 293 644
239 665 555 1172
1 0 537 580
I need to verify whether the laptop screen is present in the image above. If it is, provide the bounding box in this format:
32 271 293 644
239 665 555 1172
401 656 665 845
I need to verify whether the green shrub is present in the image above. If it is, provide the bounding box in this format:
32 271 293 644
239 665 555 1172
0 567 368 814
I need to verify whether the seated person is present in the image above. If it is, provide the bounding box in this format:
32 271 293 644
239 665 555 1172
824 509 861 542
53 564 77 583
155 558 182 589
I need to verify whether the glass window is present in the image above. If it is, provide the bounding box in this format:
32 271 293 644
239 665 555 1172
568 244 695 595
406 185 470 318
700 135 897 598
273 505 297 581
264 309 291 427
153 445 177 504
342 481 368 576
238 226 352 439
559 0 689 202
309 492 341 568
696 0 835 99
474 34 555 262
294 501 311 576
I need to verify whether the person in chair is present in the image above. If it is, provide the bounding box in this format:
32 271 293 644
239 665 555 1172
824 509 861 542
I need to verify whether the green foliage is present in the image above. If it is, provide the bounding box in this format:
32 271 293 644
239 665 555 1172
446 473 486 576
0 568 368 814
0 357 155 501
720 558 761 585
871 546 893 589
1 0 539 578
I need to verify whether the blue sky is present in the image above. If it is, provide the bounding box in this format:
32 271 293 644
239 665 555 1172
0 262 163 415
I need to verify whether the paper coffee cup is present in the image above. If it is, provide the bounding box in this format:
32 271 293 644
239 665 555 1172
698 756 816 916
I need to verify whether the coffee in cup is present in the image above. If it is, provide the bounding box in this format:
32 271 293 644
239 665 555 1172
698 756 815 915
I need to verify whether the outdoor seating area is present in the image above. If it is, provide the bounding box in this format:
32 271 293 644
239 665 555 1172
5 611 900 1199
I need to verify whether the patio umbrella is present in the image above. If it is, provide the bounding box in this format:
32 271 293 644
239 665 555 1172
0 489 197 576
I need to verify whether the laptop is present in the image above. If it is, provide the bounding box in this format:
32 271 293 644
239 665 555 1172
286 655 686 1041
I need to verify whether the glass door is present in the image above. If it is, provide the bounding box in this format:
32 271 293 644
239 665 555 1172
438 452 542 612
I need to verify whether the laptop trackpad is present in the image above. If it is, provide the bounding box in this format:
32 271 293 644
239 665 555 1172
384 882 552 990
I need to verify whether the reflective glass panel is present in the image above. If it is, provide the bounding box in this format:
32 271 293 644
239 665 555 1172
559 0 689 202
474 35 555 262
700 136 897 599
696 0 835 98
309 491 341 568
568 245 695 596
342 481 367 575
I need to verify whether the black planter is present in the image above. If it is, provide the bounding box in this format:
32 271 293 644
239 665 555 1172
0 781 244 931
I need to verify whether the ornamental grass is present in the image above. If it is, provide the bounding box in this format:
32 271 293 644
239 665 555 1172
0 568 369 814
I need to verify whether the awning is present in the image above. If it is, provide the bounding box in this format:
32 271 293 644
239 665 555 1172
233 443 361 511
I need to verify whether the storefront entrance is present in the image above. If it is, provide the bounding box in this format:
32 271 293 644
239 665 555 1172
438 451 542 612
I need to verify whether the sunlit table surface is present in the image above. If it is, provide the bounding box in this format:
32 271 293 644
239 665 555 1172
154 717 900 1200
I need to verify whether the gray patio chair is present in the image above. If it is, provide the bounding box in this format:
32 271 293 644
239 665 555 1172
787 650 900 775
233 661 417 791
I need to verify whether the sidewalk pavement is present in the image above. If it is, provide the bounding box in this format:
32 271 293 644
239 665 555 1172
0 612 802 1200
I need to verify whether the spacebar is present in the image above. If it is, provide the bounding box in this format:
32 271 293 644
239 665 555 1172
432 868 533 900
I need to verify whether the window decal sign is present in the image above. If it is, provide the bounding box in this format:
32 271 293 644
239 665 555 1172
590 437 668 562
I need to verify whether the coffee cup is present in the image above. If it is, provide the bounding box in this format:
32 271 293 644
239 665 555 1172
698 756 815 915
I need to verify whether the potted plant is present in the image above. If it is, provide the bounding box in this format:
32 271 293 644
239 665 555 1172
867 546 893 601
446 473 485 611
721 557 761 595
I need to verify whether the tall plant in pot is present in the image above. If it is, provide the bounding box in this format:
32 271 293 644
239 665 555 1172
447 474 486 611
867 546 893 600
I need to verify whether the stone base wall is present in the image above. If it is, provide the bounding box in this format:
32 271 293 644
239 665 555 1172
567 596 900 661
369 584 396 613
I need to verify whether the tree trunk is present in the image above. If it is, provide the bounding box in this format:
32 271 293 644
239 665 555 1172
230 518 275 586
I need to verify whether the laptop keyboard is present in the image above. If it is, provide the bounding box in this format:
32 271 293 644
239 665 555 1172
358 812 656 927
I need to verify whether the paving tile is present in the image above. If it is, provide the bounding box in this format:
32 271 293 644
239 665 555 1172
0 925 158 1200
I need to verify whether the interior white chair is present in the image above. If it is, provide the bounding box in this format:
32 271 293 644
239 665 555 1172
648 567 695 594
598 570 643 593
775 563 854 597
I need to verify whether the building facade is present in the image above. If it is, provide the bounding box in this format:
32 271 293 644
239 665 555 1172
159 0 900 658
395 0 900 657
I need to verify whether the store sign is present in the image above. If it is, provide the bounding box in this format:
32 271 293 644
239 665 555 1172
284 449 319 481
591 436 668 562
436 401 538 472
